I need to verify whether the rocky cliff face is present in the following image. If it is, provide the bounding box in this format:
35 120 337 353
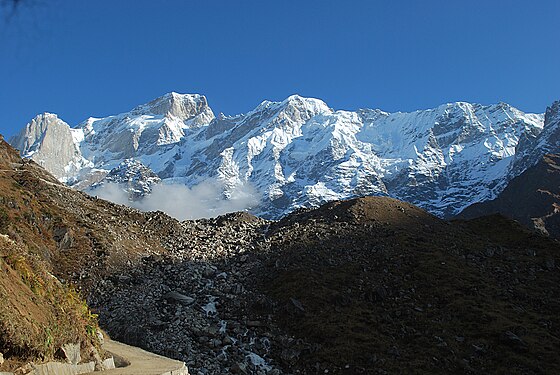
508 101 560 179
9 113 91 182
77 93 215 164
10 93 553 219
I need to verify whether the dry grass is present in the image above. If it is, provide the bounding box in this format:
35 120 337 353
0 235 99 366
256 197 560 374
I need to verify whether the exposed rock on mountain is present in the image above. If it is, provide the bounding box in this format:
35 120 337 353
77 93 214 163
459 153 560 238
508 101 560 179
9 113 91 181
90 159 161 199
9 93 552 220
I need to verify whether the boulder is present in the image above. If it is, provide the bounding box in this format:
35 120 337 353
60 343 81 365
163 291 195 305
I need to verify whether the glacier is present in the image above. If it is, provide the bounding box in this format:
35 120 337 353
9 92 560 219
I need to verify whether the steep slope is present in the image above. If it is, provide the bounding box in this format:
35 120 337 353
459 154 560 238
0 235 99 369
509 101 560 178
0 135 186 292
10 94 547 219
0 135 100 369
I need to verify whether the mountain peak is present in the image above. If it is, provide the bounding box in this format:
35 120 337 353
281 94 331 113
26 112 62 123
131 92 215 124
544 100 560 124
9 112 89 181
11 112 71 152
91 158 161 199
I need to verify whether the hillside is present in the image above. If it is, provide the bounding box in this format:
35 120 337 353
0 234 100 371
0 134 185 370
0 135 186 290
0 136 100 370
251 198 560 373
459 154 560 238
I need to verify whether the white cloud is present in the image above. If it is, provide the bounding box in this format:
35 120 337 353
89 179 259 220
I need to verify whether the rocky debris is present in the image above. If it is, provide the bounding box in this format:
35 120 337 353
0 351 4 365
96 330 105 345
59 343 81 365
501 331 528 351
89 213 288 375
163 291 196 306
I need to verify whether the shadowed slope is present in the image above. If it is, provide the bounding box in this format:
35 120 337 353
253 196 560 374
459 154 560 238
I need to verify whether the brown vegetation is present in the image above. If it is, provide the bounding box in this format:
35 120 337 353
254 197 560 374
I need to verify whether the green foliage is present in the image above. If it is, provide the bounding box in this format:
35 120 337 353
44 327 53 351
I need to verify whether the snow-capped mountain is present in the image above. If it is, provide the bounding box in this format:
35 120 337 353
10 93 558 219
90 159 162 199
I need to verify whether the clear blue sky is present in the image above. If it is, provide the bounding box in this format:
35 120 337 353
0 0 559 138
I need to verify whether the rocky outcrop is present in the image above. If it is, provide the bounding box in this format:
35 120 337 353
74 93 215 163
132 92 215 127
9 113 90 182
458 153 560 238
508 100 560 178
90 159 161 199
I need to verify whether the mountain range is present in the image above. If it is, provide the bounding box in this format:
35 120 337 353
9 93 560 219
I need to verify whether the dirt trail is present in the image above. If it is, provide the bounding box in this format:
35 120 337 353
91 340 188 375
